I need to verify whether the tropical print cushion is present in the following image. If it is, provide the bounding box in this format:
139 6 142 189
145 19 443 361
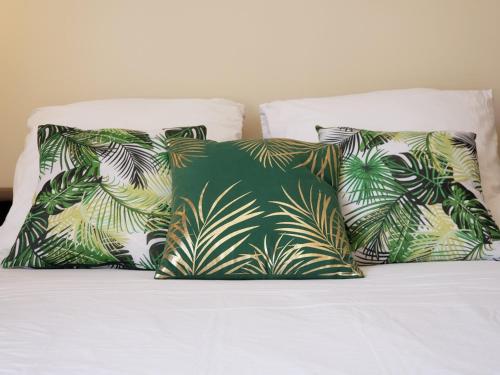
2 124 206 269
317 126 500 265
155 138 363 280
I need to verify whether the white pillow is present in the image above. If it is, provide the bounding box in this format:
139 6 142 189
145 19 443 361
0 98 244 257
260 88 500 223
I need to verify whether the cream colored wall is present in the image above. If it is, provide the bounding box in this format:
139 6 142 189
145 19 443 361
1 0 500 187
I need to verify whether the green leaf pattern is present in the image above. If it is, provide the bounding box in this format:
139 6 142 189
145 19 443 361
2 125 206 269
318 126 500 264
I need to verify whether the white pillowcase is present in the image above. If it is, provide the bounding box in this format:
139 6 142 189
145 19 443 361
260 88 500 223
0 98 244 257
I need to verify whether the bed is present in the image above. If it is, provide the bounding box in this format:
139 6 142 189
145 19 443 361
2 92 500 374
1 261 499 374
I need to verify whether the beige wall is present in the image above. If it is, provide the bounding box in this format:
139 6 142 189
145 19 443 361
1 0 500 187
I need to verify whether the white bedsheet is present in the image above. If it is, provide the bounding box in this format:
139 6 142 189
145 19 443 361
0 262 499 375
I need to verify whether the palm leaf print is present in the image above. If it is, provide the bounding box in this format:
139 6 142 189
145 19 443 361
155 138 362 279
164 125 207 139
37 229 133 268
316 126 361 157
37 204 133 267
235 139 305 170
293 143 338 184
156 182 264 278
38 125 101 174
451 132 477 155
4 125 207 269
447 146 481 185
236 139 338 184
317 126 393 158
341 148 397 204
82 180 166 233
339 149 427 264
38 126 158 188
243 235 337 276
153 127 207 171
346 187 425 265
267 182 362 277
93 129 156 189
318 126 500 263
407 205 486 262
163 138 207 168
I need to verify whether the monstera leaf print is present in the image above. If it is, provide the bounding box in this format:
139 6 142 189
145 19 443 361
3 167 101 268
2 125 207 269
142 213 170 270
383 153 452 205
318 126 500 264
35 166 101 215
442 183 500 242
1 206 50 268
346 185 423 264
396 131 481 185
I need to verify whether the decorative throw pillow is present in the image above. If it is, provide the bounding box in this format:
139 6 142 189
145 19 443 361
317 126 500 264
2 124 206 269
155 138 363 280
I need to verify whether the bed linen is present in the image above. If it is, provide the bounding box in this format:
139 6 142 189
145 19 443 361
0 262 498 375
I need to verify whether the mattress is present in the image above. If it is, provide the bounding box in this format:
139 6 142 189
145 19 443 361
0 262 498 375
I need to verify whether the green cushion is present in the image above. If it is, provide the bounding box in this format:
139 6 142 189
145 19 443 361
155 139 363 279
317 126 500 264
2 125 206 269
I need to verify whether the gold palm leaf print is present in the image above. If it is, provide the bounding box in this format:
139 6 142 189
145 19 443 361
294 143 337 182
235 139 306 171
168 138 206 168
239 235 332 276
267 182 363 277
236 139 337 183
155 181 264 278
